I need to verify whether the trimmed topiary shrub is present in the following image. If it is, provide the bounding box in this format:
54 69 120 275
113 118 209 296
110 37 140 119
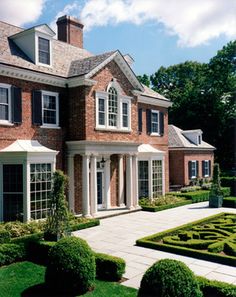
223 197 236 208
45 236 95 295
139 259 203 297
221 176 236 196
0 243 26 266
95 252 125 281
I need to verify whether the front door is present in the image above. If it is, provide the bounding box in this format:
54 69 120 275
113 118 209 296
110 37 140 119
3 164 24 222
97 171 104 209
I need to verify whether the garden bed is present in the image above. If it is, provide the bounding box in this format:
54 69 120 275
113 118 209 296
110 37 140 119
136 212 236 267
139 195 191 212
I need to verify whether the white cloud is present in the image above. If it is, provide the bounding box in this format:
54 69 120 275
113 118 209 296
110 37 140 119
78 0 236 47
0 0 45 27
49 2 81 33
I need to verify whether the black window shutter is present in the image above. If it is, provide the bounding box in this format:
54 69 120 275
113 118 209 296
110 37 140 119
196 161 199 177
32 90 42 125
11 86 22 124
188 161 192 179
209 160 211 177
202 160 205 177
146 109 151 134
138 108 142 133
160 111 164 136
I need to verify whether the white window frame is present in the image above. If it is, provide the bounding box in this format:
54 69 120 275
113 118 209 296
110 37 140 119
0 83 12 126
151 110 160 136
138 156 164 199
41 90 59 128
95 86 132 132
203 160 210 177
35 32 52 67
191 160 197 178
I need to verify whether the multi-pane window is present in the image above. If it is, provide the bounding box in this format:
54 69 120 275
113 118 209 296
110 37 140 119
191 161 197 178
138 161 149 198
42 93 58 126
152 160 163 197
30 163 52 220
0 86 10 121
122 102 128 128
96 85 131 131
203 160 210 177
151 111 159 134
98 98 105 125
38 37 50 65
108 87 118 127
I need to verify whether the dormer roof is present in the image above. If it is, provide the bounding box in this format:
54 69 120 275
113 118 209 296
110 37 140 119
10 24 55 39
168 125 215 150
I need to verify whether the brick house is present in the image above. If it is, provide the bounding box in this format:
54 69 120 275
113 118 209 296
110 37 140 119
0 16 172 222
168 125 215 187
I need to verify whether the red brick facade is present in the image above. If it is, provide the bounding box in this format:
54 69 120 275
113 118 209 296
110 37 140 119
169 150 214 186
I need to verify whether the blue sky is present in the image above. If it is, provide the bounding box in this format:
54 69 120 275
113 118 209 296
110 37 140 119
0 0 235 75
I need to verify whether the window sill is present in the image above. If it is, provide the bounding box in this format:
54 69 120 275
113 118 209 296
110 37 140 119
40 125 61 129
150 132 161 137
95 127 132 133
0 121 14 127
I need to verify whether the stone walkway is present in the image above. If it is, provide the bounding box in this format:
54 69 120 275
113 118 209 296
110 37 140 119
73 202 236 289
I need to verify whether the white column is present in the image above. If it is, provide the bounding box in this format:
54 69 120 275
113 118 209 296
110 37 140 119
104 158 111 209
25 161 30 222
90 155 97 216
118 155 124 206
126 154 134 209
82 154 91 217
132 154 139 208
67 154 75 213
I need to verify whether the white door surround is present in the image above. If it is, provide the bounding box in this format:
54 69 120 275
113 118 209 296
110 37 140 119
66 140 140 217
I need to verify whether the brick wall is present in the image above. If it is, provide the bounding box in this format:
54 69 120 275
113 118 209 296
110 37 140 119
74 154 83 213
0 75 66 169
169 149 214 186
184 151 214 185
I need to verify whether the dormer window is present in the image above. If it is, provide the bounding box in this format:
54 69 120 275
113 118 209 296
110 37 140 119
38 37 50 65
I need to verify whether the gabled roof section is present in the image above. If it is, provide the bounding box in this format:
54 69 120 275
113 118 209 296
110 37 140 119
168 125 215 150
68 51 116 77
10 24 55 39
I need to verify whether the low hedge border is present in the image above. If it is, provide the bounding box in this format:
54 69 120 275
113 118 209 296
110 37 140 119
197 276 236 297
136 212 236 267
141 200 192 212
223 197 236 208
69 218 100 232
175 190 209 203
0 243 26 266
95 252 126 281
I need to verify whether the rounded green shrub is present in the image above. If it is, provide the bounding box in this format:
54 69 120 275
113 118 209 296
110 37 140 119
45 236 95 295
139 259 203 297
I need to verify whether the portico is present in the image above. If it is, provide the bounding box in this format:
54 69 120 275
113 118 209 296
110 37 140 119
66 141 140 217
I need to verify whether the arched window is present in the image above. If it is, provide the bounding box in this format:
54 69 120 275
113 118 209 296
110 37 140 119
108 87 118 127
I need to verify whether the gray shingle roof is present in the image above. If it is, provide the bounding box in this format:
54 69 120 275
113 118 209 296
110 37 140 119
68 51 116 77
168 125 215 149
0 21 92 77
141 84 170 101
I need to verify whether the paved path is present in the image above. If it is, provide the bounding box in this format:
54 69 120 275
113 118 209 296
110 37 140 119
73 202 236 289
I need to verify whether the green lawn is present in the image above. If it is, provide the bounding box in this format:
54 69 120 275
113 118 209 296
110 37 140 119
0 262 137 297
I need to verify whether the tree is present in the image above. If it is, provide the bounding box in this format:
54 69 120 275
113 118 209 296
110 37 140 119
137 74 150 87
44 170 70 241
150 41 236 170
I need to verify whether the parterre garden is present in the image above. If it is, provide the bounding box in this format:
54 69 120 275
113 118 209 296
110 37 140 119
137 212 236 267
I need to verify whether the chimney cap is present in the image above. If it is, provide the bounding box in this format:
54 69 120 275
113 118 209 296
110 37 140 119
56 15 84 29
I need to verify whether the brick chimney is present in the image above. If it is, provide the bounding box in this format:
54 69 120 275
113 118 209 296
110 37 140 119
56 15 84 48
